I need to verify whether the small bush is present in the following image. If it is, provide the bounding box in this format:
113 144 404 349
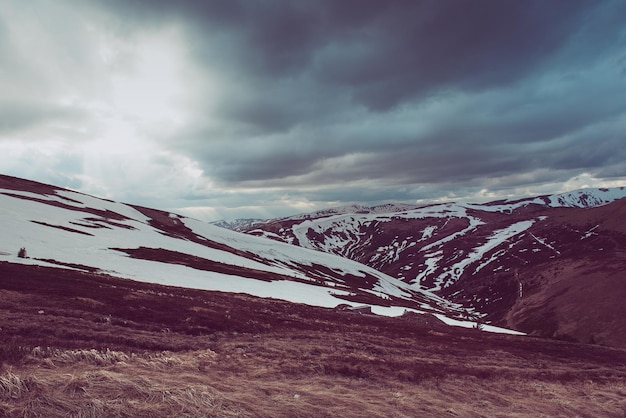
0 340 30 364
0 370 37 400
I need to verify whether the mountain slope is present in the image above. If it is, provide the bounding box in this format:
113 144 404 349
244 188 626 347
0 174 475 324
500 199 626 346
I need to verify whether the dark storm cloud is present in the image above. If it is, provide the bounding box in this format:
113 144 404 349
0 101 59 134
118 0 596 91
101 0 602 104
105 0 624 190
0 99 87 136
313 1 591 109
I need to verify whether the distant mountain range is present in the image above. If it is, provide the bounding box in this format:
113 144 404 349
239 187 626 347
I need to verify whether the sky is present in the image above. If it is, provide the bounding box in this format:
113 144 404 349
1 0 625 221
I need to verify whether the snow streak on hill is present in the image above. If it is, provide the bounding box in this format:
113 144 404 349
247 187 626 291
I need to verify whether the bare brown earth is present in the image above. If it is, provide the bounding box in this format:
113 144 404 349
2 262 626 417
501 199 626 348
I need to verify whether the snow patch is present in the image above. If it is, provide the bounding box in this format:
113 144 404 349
428 220 534 291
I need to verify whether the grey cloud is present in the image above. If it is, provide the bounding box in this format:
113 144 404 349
0 1 109 138
595 163 626 179
101 1 602 108
541 122 626 172
99 3 623 117
0 100 87 136
185 129 334 183
162 0 624 186
312 0 595 109
0 101 58 134
301 184 429 205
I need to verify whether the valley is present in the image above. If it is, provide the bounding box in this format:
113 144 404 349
244 189 626 347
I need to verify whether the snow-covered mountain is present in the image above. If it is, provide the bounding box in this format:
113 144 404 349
283 203 425 220
210 218 267 232
244 187 626 346
246 188 626 291
475 187 626 210
0 174 493 329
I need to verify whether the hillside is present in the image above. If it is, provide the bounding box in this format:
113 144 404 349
244 188 626 347
2 262 626 417
0 174 467 320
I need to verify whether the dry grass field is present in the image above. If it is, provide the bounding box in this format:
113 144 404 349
2 261 626 417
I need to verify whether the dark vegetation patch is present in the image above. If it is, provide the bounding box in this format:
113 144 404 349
82 217 137 230
69 221 112 229
29 220 94 236
300 263 378 290
1 261 450 356
2 192 130 221
34 259 101 273
2 261 626 380
111 246 278 283
0 174 65 196
132 205 275 265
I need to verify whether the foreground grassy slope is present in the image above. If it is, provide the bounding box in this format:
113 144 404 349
1 261 626 417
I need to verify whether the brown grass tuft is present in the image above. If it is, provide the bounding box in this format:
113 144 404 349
0 370 37 400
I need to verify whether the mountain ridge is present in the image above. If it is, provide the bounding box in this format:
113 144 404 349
243 186 626 347
230 187 626 226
